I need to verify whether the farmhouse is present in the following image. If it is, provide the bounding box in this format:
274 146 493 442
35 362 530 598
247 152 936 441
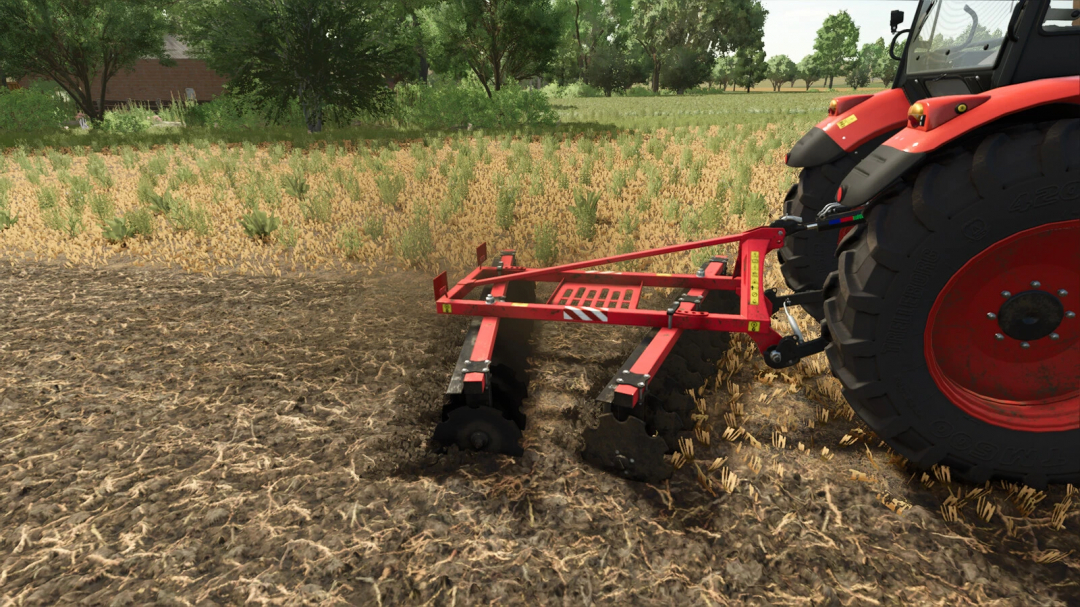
9 35 227 109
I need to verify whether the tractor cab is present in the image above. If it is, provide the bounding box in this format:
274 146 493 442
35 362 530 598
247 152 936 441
892 0 1080 99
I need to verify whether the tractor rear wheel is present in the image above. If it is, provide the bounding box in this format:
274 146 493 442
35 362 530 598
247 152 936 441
823 119 1080 488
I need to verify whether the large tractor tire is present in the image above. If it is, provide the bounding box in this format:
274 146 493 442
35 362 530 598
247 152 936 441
823 119 1080 489
779 158 860 320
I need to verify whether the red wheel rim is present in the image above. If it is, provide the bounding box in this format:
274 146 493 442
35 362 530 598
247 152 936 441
925 220 1079 432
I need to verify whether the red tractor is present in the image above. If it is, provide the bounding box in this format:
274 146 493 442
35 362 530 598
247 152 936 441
432 0 1080 489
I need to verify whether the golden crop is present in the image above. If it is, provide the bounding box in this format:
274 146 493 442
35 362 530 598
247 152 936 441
0 124 802 279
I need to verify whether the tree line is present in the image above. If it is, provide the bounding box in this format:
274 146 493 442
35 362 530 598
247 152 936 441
0 0 900 131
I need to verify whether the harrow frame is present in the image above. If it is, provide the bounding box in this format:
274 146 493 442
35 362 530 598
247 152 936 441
430 215 865 478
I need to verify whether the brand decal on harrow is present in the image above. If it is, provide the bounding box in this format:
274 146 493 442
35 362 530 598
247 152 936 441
563 306 609 322
750 251 761 306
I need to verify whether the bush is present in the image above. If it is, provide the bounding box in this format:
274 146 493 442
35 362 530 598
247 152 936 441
101 216 134 243
239 208 281 242
394 80 557 131
124 208 155 237
397 210 432 266
100 104 154 134
534 221 558 266
0 81 75 131
338 226 362 258
571 189 601 240
540 81 603 99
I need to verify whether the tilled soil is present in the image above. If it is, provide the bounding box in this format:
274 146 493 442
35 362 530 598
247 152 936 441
0 260 1077 606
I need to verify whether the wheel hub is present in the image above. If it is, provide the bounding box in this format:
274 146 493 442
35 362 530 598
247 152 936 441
997 290 1065 341
925 220 1079 432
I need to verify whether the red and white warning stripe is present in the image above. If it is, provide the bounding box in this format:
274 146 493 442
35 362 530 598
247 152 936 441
563 306 609 322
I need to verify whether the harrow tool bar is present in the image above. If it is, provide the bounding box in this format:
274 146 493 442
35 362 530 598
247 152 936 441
430 219 856 480
434 226 791 355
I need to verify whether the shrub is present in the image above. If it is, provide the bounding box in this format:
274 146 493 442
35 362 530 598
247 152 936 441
534 221 558 266
338 226 363 258
281 170 310 201
239 207 281 242
36 186 59 211
495 182 517 231
541 80 603 99
167 198 211 236
375 172 405 208
100 104 154 134
87 155 113 188
394 80 557 130
363 215 384 241
275 223 299 249
89 191 114 222
301 187 333 223
125 208 155 237
0 208 17 231
397 210 432 266
47 150 71 172
101 216 134 243
571 189 601 240
0 81 75 131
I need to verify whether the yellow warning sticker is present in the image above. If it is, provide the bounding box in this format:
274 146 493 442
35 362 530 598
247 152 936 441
511 302 529 307
748 321 761 332
656 273 672 277
441 303 452 313
750 251 760 306
837 114 858 129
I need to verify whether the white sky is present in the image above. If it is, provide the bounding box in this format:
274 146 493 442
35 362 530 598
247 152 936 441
761 0 921 61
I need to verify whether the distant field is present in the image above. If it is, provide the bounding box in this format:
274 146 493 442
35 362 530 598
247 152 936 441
0 90 836 279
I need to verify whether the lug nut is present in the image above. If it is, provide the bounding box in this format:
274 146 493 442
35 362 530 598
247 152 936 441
995 333 1005 340
769 351 783 363
1021 342 1030 349
1059 289 1069 297
1050 333 1060 340
1001 291 1011 298
1030 281 1041 288
637 382 645 388
986 312 996 319
1068 311 1076 319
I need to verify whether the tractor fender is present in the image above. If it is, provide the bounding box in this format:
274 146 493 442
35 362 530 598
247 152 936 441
786 88 910 168
837 76 1080 209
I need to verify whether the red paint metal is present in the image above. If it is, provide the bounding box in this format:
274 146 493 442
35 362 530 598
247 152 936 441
887 77 1080 155
466 252 516 368
910 95 990 131
925 220 1079 432
816 88 910 153
828 94 874 116
615 258 730 408
436 228 785 359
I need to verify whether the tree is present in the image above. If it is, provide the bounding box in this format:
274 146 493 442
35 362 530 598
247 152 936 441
428 0 561 98
732 47 766 92
765 54 796 92
875 38 903 86
630 0 766 93
182 0 399 133
584 35 646 96
811 10 859 89
859 38 887 84
659 44 713 94
0 0 172 121
843 49 871 90
710 54 735 90
796 54 822 90
552 0 631 83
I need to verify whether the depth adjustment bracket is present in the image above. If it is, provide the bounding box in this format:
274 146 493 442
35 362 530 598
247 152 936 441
765 288 824 310
612 370 651 410
763 334 829 369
